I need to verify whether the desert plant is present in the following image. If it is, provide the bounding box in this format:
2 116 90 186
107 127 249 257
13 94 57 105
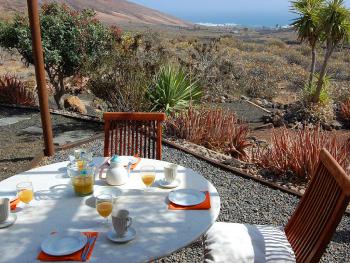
340 98 350 123
313 0 350 103
252 126 350 181
166 107 251 159
147 66 202 115
0 3 119 109
291 0 324 87
0 74 36 106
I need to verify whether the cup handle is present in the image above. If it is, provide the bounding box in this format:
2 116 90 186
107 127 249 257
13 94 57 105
99 168 106 180
127 217 132 228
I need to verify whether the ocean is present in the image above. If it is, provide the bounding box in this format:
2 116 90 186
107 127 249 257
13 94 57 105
129 0 350 28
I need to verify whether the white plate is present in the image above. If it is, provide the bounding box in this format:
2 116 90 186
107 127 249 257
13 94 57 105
41 232 87 256
94 186 122 199
158 179 180 189
107 156 138 166
168 189 206 206
0 214 17 229
107 227 136 243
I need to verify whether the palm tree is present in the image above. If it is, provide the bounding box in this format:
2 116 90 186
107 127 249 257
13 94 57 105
313 0 350 103
291 0 324 87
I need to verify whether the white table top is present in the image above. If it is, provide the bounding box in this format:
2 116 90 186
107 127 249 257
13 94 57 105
0 157 220 263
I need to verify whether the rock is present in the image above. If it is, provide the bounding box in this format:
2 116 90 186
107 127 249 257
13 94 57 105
63 96 87 115
330 120 342 130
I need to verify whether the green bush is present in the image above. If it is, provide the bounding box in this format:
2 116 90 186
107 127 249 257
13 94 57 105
147 66 202 115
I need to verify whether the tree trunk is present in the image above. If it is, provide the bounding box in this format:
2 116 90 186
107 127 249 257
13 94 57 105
53 75 65 109
312 46 333 103
308 46 317 87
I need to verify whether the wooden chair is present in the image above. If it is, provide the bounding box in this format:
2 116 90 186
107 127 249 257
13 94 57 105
103 112 166 160
285 148 350 262
204 148 350 263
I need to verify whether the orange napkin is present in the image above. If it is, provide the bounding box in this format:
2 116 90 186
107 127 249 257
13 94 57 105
37 232 98 262
168 191 211 210
10 198 20 211
130 156 141 171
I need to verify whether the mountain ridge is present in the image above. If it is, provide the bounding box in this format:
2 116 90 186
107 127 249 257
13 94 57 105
0 0 190 27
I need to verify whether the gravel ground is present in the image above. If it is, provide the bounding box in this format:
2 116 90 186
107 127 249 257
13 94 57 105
40 138 350 263
0 106 102 181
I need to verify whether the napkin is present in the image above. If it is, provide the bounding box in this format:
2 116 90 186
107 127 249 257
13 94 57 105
168 191 211 210
130 156 141 171
10 197 20 211
37 232 98 262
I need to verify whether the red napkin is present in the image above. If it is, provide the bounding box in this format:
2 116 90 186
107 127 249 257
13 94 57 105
37 232 98 262
10 198 20 211
168 191 211 210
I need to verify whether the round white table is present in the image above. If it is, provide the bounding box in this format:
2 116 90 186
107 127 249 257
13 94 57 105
0 157 220 263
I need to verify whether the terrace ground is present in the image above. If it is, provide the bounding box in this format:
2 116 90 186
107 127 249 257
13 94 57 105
39 139 350 262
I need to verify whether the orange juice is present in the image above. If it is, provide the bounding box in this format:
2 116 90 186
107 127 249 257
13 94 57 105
142 174 155 187
19 189 34 204
72 175 93 196
96 202 113 218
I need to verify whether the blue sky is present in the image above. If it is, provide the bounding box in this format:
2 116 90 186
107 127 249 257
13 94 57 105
129 0 350 26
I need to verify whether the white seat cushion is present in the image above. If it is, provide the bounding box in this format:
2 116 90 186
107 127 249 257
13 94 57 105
204 222 295 263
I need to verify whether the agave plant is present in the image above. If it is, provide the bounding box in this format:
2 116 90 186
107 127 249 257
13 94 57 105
147 66 202 115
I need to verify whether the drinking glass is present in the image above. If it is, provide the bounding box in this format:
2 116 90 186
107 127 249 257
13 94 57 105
140 165 156 191
16 181 34 209
96 194 113 225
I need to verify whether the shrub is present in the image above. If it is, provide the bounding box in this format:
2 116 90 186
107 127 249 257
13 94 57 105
88 33 165 112
252 126 350 181
303 74 332 105
0 74 36 106
166 107 251 159
147 66 202 115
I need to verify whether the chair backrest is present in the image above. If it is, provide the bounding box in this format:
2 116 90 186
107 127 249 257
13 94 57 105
103 112 166 160
285 148 350 263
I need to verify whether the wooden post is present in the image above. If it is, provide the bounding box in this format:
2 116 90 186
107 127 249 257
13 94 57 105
27 0 55 156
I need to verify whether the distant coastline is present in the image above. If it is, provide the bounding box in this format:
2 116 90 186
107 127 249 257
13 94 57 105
195 22 292 29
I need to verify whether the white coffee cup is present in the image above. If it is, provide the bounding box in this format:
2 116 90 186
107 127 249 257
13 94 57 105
112 209 132 237
0 198 10 223
164 164 178 183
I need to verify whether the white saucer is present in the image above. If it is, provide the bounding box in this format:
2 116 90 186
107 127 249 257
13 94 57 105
0 214 17 229
107 227 136 243
158 179 180 189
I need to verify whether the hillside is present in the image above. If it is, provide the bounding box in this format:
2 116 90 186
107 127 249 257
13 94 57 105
0 0 190 27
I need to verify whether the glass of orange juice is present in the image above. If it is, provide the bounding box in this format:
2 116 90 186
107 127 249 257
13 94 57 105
16 181 34 209
96 194 113 225
140 165 156 191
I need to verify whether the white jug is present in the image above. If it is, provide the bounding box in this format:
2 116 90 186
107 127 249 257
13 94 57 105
103 156 128 186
